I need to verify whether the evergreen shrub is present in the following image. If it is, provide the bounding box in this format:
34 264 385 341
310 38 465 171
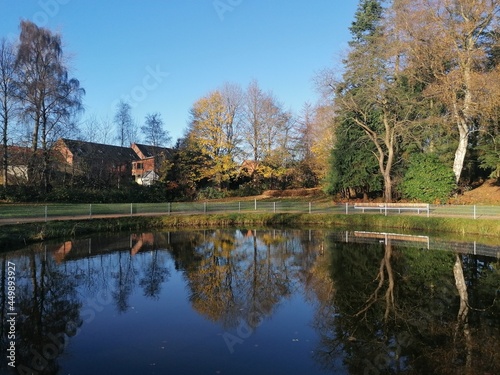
401 153 455 203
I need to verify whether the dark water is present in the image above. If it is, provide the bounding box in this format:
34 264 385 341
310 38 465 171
1 229 499 375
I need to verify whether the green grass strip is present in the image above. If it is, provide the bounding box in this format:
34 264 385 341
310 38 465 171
1 213 500 251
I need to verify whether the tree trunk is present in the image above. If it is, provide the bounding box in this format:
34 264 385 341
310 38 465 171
41 117 50 193
349 187 356 199
28 115 41 185
31 114 40 152
452 53 473 184
383 172 392 203
2 117 7 187
383 115 395 203
453 125 468 183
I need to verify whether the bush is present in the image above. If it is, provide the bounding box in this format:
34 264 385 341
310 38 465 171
228 182 264 197
401 153 456 203
0 185 41 202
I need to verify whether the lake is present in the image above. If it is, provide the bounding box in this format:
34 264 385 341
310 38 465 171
1 229 499 375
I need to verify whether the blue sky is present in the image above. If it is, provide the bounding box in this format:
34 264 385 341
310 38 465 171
1 0 357 144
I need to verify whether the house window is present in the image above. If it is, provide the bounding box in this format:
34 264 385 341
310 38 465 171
136 162 143 169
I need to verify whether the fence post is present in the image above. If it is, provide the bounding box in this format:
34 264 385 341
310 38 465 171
255 199 257 211
309 202 312 214
474 205 476 220
345 203 348 215
239 202 241 213
385 203 387 217
130 203 133 216
273 202 276 213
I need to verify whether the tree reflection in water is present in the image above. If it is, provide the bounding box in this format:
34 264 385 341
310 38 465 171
0 229 499 375
313 236 500 375
1 245 81 375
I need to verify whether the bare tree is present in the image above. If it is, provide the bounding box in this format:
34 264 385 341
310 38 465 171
15 20 84 189
243 80 288 163
220 82 244 160
296 103 316 161
80 114 116 145
0 38 18 186
114 100 134 147
141 112 171 148
80 114 100 142
292 103 326 187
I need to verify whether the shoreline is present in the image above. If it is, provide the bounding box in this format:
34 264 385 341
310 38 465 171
2 213 500 250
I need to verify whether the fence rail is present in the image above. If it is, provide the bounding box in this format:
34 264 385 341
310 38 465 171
1 200 500 225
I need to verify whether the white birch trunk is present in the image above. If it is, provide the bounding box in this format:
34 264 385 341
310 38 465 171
452 124 469 183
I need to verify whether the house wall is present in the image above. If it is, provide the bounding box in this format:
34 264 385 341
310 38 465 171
53 141 74 165
132 157 155 179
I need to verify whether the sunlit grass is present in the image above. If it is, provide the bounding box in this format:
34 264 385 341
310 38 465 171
2 212 500 251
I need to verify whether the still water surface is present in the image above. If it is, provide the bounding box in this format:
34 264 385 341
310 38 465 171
1 229 499 375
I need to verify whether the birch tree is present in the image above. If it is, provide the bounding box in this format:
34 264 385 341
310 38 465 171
114 100 134 147
396 0 500 182
0 39 18 186
16 20 84 189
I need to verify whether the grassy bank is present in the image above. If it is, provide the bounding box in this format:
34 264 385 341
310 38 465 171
2 212 500 250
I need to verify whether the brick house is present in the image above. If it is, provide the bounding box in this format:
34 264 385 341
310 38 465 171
53 138 140 186
131 143 173 186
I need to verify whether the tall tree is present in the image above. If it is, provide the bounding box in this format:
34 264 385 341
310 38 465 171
310 104 336 184
220 82 244 159
334 0 390 199
16 20 84 189
141 112 171 148
396 0 500 182
292 103 319 187
326 116 382 199
162 137 209 200
243 80 288 164
296 103 316 162
0 38 18 186
187 88 242 189
114 100 134 147
294 103 335 188
333 0 416 201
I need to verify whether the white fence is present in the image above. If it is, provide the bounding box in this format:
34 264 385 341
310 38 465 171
1 200 500 225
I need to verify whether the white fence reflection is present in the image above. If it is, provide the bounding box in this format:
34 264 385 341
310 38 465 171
329 231 500 258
